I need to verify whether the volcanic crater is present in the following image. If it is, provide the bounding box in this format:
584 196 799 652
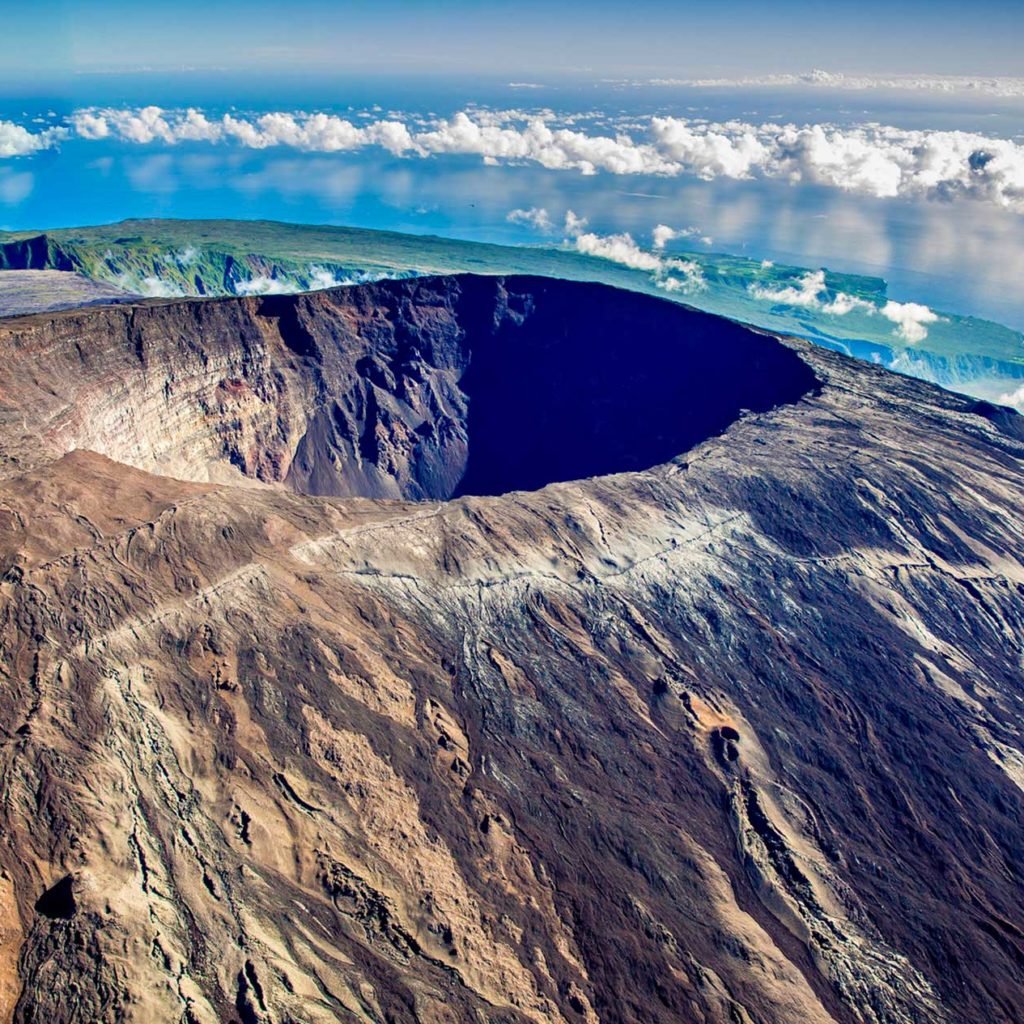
0 275 820 497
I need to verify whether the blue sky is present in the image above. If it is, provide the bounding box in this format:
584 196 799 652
5 0 1024 80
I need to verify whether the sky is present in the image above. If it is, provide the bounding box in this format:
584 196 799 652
1 1 1024 338
4 0 1024 81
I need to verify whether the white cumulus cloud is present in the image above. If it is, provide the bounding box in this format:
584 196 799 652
656 259 708 294
308 265 345 289
112 273 184 298
749 269 942 341
751 270 833 308
234 276 302 296
996 383 1024 413
565 218 706 294
651 224 711 249
750 269 876 316
50 105 1024 212
563 209 589 236
880 300 941 343
507 206 554 232
0 120 67 158
572 230 663 271
161 246 200 267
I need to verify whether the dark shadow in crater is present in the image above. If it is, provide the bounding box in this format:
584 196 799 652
451 278 820 497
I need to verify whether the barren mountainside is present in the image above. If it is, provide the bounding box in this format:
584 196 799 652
0 276 1022 1024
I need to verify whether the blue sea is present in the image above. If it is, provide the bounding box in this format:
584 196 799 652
2 71 1023 328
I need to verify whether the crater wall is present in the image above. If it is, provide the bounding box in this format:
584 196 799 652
0 276 819 497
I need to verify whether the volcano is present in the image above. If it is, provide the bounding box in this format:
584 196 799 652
0 276 1022 1024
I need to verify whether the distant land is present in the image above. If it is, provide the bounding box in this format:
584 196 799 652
2 218 1022 410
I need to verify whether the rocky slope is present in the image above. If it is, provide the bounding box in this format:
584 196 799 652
0 277 1023 1024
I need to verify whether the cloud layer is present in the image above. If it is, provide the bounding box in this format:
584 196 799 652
4 105 1024 214
506 206 553 231
647 118 1024 208
71 107 1024 211
645 70 1024 98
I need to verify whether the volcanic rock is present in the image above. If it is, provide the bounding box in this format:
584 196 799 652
0 276 1022 1024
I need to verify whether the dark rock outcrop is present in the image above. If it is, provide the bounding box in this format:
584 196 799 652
0 277 1022 1024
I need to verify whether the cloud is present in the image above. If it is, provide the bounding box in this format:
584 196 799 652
308 266 341 289
310 266 401 289
749 269 942 341
507 206 554 232
820 291 875 316
880 300 941 343
111 273 184 298
572 229 664 271
56 106 1024 212
750 268 875 314
565 218 706 294
652 224 678 249
234 275 302 296
0 120 66 158
651 223 716 246
232 266 363 295
655 259 708 294
82 106 178 144
410 111 677 175
647 120 769 180
996 384 1024 413
72 106 417 156
140 276 184 297
563 209 588 235
71 112 110 140
645 70 1024 99
647 222 704 247
161 246 200 267
750 270 838 308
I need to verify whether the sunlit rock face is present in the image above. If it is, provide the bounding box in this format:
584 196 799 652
0 277 1023 1024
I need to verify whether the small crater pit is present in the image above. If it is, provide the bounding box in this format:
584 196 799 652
711 726 742 766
